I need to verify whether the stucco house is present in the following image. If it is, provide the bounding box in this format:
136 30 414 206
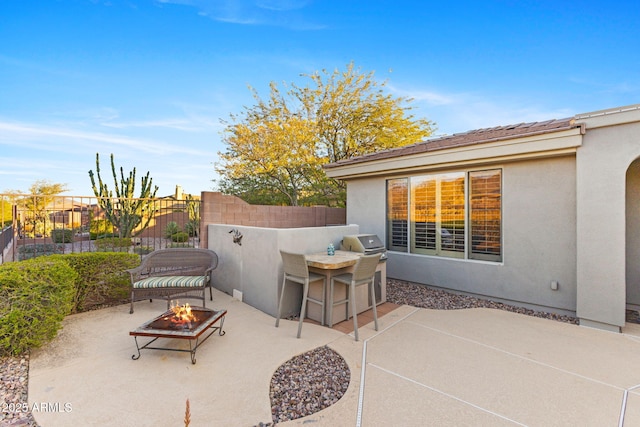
325 103 640 332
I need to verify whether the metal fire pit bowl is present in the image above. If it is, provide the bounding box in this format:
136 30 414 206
130 307 227 364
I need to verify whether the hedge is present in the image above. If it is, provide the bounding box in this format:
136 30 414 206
17 243 65 260
51 228 73 243
94 237 132 252
0 258 77 356
0 252 141 356
46 252 140 312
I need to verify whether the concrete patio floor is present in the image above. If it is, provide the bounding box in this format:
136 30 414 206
29 288 640 426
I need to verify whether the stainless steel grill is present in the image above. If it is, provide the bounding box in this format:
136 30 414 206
340 234 387 305
340 234 387 259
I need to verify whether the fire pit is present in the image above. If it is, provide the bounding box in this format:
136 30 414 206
130 303 227 364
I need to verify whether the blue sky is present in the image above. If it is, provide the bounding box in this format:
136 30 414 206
1 0 639 196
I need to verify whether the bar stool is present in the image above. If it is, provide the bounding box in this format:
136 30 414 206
329 253 382 341
275 250 326 338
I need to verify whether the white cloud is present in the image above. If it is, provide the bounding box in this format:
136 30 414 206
0 120 212 157
155 0 323 29
386 83 455 106
100 118 207 132
256 0 311 12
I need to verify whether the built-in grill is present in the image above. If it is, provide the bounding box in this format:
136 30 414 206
340 234 387 260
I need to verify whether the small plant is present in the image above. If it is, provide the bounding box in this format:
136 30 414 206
90 219 114 240
184 398 191 427
167 242 193 248
171 232 189 243
94 237 132 252
164 221 180 239
184 219 199 238
51 228 73 243
17 243 65 260
133 245 154 255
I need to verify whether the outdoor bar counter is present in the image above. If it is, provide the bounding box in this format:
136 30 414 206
304 250 386 325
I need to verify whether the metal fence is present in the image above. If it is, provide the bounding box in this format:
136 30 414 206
0 225 12 251
0 194 201 263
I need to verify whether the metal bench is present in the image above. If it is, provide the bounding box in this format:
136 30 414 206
126 248 218 313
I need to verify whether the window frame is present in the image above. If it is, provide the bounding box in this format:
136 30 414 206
410 172 466 259
385 168 502 263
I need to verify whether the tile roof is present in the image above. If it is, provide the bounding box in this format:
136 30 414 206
324 117 579 169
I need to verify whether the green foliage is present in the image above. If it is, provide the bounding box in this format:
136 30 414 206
94 237 132 252
9 180 69 238
217 62 435 207
90 218 114 239
171 232 189 243
164 221 180 239
51 228 73 243
88 153 159 238
216 175 291 206
17 243 65 260
183 220 199 237
185 195 200 237
1 197 12 226
165 221 194 241
167 242 193 248
47 253 140 313
133 246 154 255
0 258 76 356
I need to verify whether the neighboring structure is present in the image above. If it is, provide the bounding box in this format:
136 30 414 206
325 103 640 332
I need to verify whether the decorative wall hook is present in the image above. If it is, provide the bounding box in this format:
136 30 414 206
229 228 243 246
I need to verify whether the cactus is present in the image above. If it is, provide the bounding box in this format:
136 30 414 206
88 153 159 238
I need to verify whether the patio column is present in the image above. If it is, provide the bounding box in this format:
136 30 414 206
575 107 640 332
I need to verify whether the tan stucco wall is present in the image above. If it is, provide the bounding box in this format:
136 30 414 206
346 157 578 314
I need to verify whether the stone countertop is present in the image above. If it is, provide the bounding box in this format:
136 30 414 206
305 250 360 269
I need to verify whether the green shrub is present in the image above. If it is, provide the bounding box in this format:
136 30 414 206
164 221 180 239
171 232 189 243
47 253 140 312
167 243 194 248
89 219 114 240
0 258 77 356
51 228 73 243
94 237 132 252
133 246 154 255
17 243 65 260
184 220 199 237
95 232 118 239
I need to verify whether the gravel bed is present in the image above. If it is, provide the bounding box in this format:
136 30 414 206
2 279 582 427
268 346 349 425
386 279 580 324
0 355 38 427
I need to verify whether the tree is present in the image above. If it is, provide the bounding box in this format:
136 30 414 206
88 153 159 238
217 62 435 206
8 181 69 237
1 198 12 227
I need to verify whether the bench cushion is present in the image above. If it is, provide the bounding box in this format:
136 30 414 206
133 276 206 289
